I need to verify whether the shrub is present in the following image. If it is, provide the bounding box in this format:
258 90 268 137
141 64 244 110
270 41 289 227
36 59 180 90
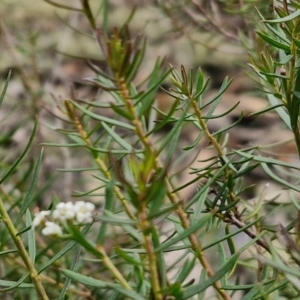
1 1 300 299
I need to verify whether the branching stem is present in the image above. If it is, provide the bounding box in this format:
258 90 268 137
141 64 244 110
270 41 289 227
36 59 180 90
0 197 49 300
64 100 136 220
116 75 231 300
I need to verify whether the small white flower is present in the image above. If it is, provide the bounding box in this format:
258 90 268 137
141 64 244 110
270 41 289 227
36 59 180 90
32 210 51 228
42 222 63 236
74 201 95 224
53 202 76 221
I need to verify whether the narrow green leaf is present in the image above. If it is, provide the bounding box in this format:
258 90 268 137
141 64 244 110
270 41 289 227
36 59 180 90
136 63 170 117
69 224 101 258
192 187 209 225
61 269 144 300
57 167 99 172
0 249 18 256
274 54 294 65
182 232 265 299
152 227 167 289
241 279 289 300
290 68 300 129
260 265 270 281
42 143 83 148
120 7 137 33
290 191 300 210
0 118 38 184
266 93 291 129
274 6 294 30
257 254 300 278
264 8 300 23
148 203 180 220
203 218 261 251
73 184 106 197
181 253 238 299
98 179 116 244
217 243 227 286
38 225 90 274
259 71 289 79
186 161 231 208
81 0 96 29
101 122 132 151
125 39 146 83
100 0 109 31
211 182 228 208
293 37 300 49
114 247 142 265
189 67 194 95
120 248 146 254
284 274 300 292
197 270 207 300
195 77 210 106
0 123 23 145
59 245 81 299
256 7 290 44
256 31 290 52
15 148 44 227
164 245 189 269
205 215 214 232
244 183 268 222
157 111 184 156
0 274 32 292
147 98 179 135
131 252 147 296
241 283 266 300
16 225 31 236
211 111 243 138
26 210 36 263
201 102 240 119
0 70 11 108
96 213 136 225
233 163 260 179
89 146 142 155
225 225 236 256
183 131 205 150
175 257 197 284
261 163 300 193
234 150 300 170
70 100 135 130
195 68 204 96
220 154 238 173
43 0 82 11
85 77 119 91
200 77 233 115
110 103 133 120
249 104 284 116
155 214 211 252
224 282 262 291
147 179 167 217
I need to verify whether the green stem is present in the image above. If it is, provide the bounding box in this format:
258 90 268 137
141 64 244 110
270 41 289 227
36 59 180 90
64 100 136 221
96 245 133 290
139 205 162 300
0 197 49 300
116 76 230 300
293 126 300 159
288 41 300 158
117 77 163 300
191 100 236 206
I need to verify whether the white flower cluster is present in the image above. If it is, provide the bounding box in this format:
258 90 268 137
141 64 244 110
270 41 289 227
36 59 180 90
33 201 95 236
